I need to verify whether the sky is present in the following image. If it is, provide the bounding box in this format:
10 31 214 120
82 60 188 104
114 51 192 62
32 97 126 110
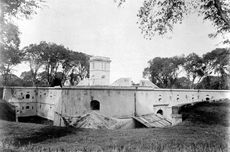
14 0 226 83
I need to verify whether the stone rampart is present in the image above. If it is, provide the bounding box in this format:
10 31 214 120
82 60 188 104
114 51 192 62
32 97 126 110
2 86 230 126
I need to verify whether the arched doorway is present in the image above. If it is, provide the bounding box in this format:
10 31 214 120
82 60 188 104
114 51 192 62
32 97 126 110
90 100 100 110
156 109 163 115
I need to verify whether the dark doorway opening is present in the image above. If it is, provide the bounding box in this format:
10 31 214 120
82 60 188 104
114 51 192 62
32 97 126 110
90 100 100 110
157 109 163 115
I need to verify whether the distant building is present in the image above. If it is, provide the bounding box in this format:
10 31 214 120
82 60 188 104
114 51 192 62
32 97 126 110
111 78 133 86
78 56 111 86
78 56 159 88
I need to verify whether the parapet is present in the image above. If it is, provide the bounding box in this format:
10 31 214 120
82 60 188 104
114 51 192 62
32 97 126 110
90 56 111 62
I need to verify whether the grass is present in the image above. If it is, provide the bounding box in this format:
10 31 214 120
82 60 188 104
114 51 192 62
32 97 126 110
0 99 229 152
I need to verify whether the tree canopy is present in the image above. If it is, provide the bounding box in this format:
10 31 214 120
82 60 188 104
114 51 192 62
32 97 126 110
116 0 230 40
0 0 43 85
22 41 90 87
143 48 230 89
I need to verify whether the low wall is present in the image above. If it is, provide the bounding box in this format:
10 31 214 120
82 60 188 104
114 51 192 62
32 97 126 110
2 86 230 126
135 89 229 120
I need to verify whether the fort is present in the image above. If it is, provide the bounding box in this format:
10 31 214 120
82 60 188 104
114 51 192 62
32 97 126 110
2 56 230 128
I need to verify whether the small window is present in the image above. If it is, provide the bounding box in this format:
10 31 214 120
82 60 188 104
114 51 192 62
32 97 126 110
26 106 30 109
22 106 24 110
32 106 33 109
26 94 30 99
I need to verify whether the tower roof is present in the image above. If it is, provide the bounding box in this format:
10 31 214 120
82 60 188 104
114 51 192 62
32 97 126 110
90 56 111 62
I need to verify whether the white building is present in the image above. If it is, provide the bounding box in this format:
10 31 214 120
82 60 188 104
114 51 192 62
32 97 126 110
78 56 111 86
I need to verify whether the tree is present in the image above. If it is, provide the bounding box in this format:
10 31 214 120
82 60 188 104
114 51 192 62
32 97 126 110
117 0 230 40
0 73 23 86
203 48 230 89
22 43 45 86
22 41 90 87
0 0 43 50
183 53 205 88
62 51 90 85
174 77 191 89
0 0 43 86
143 56 185 88
22 41 67 86
0 46 22 85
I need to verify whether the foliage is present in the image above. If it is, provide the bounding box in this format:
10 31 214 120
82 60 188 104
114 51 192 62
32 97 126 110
0 73 24 86
136 0 230 39
0 46 23 85
202 48 230 89
143 56 185 88
22 41 90 87
173 77 191 89
0 0 43 86
184 53 205 88
0 0 43 52
144 48 230 89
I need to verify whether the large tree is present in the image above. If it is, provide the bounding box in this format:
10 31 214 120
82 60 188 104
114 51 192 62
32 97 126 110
116 0 230 40
0 0 43 49
143 56 184 88
0 46 22 85
22 43 46 86
202 48 230 89
22 41 89 87
0 0 43 86
183 53 205 88
62 51 90 86
138 0 230 39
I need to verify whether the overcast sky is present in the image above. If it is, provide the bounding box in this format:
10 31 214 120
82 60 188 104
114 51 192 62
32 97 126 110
15 0 226 83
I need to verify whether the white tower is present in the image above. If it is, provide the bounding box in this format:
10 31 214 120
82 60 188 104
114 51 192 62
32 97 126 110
89 56 111 85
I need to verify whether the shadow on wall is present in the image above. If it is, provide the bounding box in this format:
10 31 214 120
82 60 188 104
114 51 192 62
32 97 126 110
0 99 16 121
18 116 53 125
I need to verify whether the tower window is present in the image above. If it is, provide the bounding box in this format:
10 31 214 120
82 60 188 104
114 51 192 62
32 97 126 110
26 94 30 99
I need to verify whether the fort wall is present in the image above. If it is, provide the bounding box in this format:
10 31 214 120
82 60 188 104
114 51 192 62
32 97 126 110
2 86 230 126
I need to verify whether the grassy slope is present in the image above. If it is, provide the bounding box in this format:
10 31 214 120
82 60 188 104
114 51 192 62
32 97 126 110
0 99 229 152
